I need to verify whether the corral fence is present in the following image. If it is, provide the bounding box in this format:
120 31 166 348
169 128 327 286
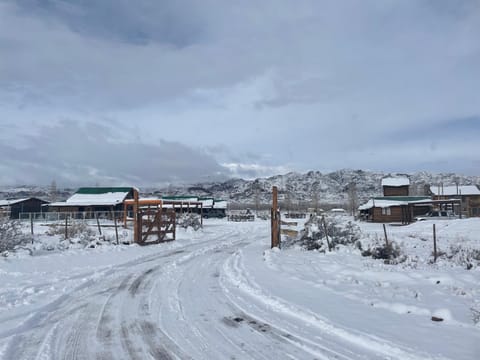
18 211 127 223
18 209 177 245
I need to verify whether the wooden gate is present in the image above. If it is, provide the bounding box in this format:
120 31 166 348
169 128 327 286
136 208 176 245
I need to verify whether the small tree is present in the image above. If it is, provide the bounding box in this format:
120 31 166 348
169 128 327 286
311 183 320 213
347 182 358 217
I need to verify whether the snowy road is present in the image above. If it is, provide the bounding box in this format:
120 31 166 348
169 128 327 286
1 220 479 359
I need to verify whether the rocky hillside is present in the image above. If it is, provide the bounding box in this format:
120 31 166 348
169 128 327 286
3 170 479 209
147 169 480 207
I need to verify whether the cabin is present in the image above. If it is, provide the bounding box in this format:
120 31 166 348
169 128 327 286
47 187 136 217
381 177 410 196
359 196 432 224
429 185 480 217
358 176 435 223
0 198 49 219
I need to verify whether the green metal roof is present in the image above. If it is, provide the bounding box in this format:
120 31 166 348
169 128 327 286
75 187 134 195
374 196 431 202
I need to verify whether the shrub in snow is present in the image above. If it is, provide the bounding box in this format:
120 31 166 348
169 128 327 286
45 221 103 249
446 244 480 270
361 236 405 264
471 307 480 325
294 215 361 251
177 213 202 231
46 221 96 240
0 218 31 255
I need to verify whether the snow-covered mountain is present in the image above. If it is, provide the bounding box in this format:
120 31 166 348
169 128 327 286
2 170 479 207
149 169 480 206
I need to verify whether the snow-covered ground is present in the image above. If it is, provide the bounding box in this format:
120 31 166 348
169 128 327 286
0 217 479 359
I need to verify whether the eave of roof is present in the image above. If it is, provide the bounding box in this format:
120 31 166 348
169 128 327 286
358 196 431 210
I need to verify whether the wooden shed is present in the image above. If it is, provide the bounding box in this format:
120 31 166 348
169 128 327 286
0 198 49 219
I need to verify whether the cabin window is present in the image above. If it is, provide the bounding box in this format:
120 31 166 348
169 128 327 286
381 207 391 216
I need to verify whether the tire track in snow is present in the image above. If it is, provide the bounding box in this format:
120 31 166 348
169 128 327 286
93 249 197 359
221 249 450 360
153 227 300 360
2 222 274 359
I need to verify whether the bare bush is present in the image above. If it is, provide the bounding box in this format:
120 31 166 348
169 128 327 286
294 215 361 251
471 307 480 325
177 213 202 231
0 219 31 254
46 221 97 246
446 244 480 270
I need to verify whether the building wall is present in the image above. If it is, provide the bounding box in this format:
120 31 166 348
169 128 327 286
383 186 409 197
10 199 48 219
372 206 404 222
467 196 480 217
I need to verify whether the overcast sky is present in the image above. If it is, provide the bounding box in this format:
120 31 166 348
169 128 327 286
1 0 479 186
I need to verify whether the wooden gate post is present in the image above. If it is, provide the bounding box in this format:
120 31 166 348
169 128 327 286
271 186 280 248
133 189 139 243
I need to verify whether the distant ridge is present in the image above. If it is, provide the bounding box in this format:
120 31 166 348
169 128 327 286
148 169 480 206
2 170 479 207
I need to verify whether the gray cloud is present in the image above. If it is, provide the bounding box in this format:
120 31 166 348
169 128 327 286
0 120 227 186
0 0 479 183
14 0 207 47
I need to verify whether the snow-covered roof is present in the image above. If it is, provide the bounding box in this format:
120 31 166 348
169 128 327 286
358 197 431 210
48 187 134 207
381 177 410 187
430 185 480 196
69 192 129 206
0 198 29 206
50 192 130 207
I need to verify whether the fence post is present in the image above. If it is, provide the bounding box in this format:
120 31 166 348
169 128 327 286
173 211 176 241
322 216 332 251
30 213 34 235
433 224 437 262
113 212 119 245
383 224 389 246
271 186 280 248
133 189 139 243
96 212 102 236
65 215 68 240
